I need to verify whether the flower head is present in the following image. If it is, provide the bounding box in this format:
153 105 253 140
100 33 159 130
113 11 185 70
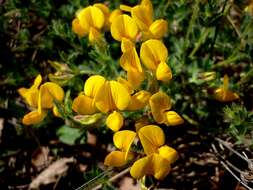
149 91 183 126
104 130 136 167
130 125 178 180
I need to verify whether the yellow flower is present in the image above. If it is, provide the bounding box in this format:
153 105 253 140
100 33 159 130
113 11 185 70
214 75 239 102
19 76 65 125
104 130 136 167
140 39 172 82
149 91 184 126
73 75 131 131
18 74 42 108
110 14 138 42
72 75 106 115
72 5 105 42
130 125 178 180
120 0 168 40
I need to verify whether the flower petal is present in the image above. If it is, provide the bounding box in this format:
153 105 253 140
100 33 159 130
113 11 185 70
130 154 171 180
72 18 87 37
127 90 151 111
121 38 135 52
39 82 64 109
138 125 165 155
131 5 153 31
77 6 105 30
109 9 122 24
109 81 131 111
18 88 39 108
88 27 101 42
95 81 113 113
164 111 184 126
113 130 136 155
140 39 168 70
93 3 110 30
149 19 168 39
22 110 47 125
84 75 106 98
127 70 144 89
152 154 171 180
140 0 153 16
110 14 138 41
130 155 152 179
156 61 172 82
120 47 142 73
104 151 127 167
72 94 97 115
149 91 171 124
106 111 124 132
158 145 178 164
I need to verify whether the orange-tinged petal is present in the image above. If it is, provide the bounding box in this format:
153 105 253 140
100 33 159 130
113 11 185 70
84 75 106 98
113 130 136 155
158 145 178 164
110 14 138 41
106 111 124 132
140 39 168 70
127 90 151 111
164 111 184 126
109 9 122 24
121 38 135 52
117 77 133 94
127 70 144 89
138 125 165 155
88 27 101 42
131 5 153 31
72 94 97 115
149 19 168 39
214 89 239 102
120 47 142 73
149 91 171 124
156 61 172 82
109 81 131 111
22 110 47 125
72 18 87 37
104 151 127 167
140 0 153 16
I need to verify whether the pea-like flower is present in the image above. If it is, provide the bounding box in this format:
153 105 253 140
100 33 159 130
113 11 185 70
18 75 65 125
214 74 239 102
72 75 131 132
149 91 184 126
72 4 107 42
120 0 168 40
104 130 136 167
130 125 178 180
140 39 172 82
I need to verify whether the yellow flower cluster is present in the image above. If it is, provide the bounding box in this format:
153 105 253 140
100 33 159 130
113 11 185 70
70 0 183 180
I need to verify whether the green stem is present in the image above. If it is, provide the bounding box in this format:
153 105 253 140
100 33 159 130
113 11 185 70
189 28 212 59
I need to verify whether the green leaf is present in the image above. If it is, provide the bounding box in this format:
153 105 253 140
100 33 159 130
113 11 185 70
57 125 83 145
